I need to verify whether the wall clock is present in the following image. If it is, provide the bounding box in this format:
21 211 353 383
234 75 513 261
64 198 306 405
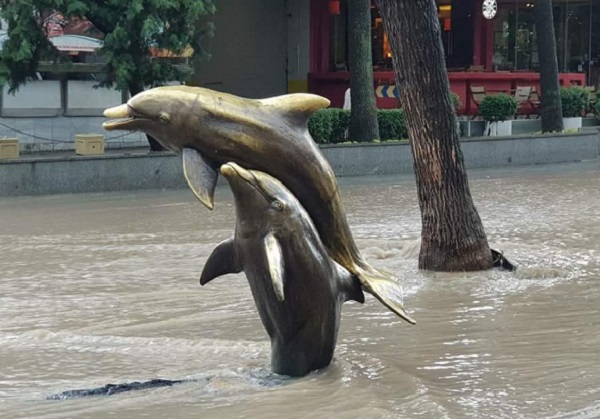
482 0 497 20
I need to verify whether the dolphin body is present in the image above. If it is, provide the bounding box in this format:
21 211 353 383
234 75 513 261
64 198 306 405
202 162 364 376
103 86 415 325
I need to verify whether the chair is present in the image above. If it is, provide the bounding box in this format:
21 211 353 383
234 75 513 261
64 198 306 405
514 86 533 118
529 88 541 118
469 85 486 120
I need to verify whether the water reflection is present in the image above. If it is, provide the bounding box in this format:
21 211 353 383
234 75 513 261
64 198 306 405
0 161 599 418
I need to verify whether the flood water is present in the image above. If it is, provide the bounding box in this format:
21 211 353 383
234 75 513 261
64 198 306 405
1 161 599 419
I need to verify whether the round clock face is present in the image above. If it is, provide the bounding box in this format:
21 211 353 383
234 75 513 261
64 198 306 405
482 0 497 19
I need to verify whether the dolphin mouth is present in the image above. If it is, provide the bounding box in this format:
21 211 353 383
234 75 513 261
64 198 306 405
102 104 152 131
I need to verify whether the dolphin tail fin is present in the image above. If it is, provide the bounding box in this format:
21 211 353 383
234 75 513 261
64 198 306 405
200 237 242 285
183 148 219 210
334 264 365 304
357 267 416 325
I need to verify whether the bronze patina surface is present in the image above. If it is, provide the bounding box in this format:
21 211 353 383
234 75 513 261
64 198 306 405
201 162 364 376
103 86 415 324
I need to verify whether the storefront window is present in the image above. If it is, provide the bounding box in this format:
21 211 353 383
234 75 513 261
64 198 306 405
493 0 596 82
493 1 538 71
327 0 600 84
328 0 453 72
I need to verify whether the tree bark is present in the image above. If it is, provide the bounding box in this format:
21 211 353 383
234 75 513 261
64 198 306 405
128 82 168 152
375 0 493 271
535 0 564 133
348 0 380 142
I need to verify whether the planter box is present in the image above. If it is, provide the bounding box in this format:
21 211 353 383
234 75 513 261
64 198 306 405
484 120 512 136
75 134 105 155
0 138 19 159
563 117 582 130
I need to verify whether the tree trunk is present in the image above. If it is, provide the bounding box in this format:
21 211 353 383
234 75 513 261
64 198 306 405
348 0 380 142
128 83 168 152
535 0 564 133
375 0 493 271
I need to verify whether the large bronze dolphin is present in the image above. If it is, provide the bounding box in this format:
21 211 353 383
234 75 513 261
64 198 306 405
103 86 415 325
203 162 365 376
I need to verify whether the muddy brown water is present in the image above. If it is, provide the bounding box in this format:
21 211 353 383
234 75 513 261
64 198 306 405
0 161 599 419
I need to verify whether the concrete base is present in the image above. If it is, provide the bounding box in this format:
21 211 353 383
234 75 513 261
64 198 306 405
1 132 598 197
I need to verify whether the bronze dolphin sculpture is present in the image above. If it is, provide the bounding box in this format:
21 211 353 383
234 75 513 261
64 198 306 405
202 162 365 376
103 86 415 325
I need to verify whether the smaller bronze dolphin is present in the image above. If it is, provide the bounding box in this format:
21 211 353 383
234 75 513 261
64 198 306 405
201 162 365 377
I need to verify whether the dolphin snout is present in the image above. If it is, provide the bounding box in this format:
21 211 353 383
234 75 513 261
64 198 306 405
220 163 238 177
220 163 254 183
103 104 130 119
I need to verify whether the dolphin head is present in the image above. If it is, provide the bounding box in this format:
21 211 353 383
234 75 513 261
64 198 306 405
220 162 306 235
102 86 220 152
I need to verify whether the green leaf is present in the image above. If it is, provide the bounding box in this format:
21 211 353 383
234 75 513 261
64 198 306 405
0 0 216 92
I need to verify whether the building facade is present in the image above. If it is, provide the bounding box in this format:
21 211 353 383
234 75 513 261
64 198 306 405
308 0 598 109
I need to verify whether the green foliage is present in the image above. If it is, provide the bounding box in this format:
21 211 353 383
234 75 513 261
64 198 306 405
478 93 518 122
307 109 349 144
377 109 407 141
450 92 462 113
594 95 600 117
0 0 216 92
560 86 589 118
308 108 408 144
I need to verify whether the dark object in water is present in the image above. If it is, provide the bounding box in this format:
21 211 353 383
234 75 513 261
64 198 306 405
491 249 517 272
47 378 188 400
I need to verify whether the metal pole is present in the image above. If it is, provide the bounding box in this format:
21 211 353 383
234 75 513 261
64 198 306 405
588 0 593 85
515 0 519 69
564 0 569 72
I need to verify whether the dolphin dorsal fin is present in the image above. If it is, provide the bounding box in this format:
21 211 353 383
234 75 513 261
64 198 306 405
200 237 242 285
264 232 285 301
259 94 330 125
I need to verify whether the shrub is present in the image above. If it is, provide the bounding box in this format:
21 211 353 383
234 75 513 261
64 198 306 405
308 108 408 144
377 109 408 140
478 93 518 122
307 108 344 144
450 92 462 113
330 109 350 144
560 86 589 118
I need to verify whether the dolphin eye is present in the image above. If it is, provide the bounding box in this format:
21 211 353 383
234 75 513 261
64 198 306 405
158 112 170 123
272 200 285 211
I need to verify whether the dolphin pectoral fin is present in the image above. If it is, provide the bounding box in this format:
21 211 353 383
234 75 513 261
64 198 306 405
182 148 219 210
265 233 285 302
200 237 241 285
334 264 365 304
358 268 416 325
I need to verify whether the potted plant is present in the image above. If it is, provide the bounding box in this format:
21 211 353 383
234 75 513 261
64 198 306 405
560 86 588 130
450 92 462 114
478 93 518 136
450 92 464 136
